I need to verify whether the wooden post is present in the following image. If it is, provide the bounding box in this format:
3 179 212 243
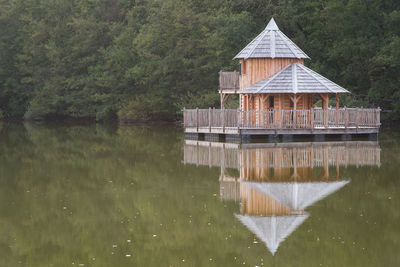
377 107 381 127
336 93 339 110
355 108 359 129
318 93 329 127
324 94 329 110
209 107 211 132
344 106 348 129
335 93 339 126
290 94 302 129
222 108 225 133
293 95 297 129
237 108 240 131
311 108 314 129
196 107 199 132
259 95 262 127
183 107 186 127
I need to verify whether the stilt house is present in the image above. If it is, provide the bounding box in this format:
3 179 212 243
224 18 348 110
184 18 380 138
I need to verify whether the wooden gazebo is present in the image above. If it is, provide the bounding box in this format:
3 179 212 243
233 18 348 111
184 18 380 138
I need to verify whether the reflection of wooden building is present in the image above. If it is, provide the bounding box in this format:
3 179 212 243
184 140 380 255
236 179 349 255
184 140 381 170
240 180 349 215
184 140 380 202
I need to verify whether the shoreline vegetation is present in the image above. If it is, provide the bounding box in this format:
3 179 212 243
2 117 400 129
0 1 399 123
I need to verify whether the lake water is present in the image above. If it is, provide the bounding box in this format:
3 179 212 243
0 122 399 267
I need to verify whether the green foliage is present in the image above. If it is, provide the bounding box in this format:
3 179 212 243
118 94 175 122
118 96 156 122
0 109 3 120
0 0 399 121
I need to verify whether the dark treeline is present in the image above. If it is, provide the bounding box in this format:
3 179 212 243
0 0 399 122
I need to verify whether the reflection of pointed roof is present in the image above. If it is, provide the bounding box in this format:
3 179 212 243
234 18 309 59
235 214 309 255
243 181 350 210
241 63 350 94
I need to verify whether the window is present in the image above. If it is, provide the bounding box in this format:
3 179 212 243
239 63 242 76
269 96 274 108
290 99 294 108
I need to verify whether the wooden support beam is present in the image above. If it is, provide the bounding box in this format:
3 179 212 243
208 107 212 132
335 93 340 125
317 93 330 110
261 94 269 104
221 94 231 108
336 93 339 110
289 94 299 110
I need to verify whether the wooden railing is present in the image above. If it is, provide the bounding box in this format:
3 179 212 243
219 71 240 90
183 108 381 129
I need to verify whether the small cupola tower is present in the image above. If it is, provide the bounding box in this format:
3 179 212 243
234 18 309 91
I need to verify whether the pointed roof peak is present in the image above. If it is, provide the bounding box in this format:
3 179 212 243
234 18 309 59
266 17 279 31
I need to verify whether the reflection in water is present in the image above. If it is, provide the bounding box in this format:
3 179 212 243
184 140 381 255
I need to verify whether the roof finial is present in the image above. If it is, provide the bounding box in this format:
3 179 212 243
265 17 279 31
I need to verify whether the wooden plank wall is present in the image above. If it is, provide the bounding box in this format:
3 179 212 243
240 58 304 91
243 93 313 111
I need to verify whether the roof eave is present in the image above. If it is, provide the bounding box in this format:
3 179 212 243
233 55 310 60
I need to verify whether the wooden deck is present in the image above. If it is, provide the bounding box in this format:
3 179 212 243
183 108 380 137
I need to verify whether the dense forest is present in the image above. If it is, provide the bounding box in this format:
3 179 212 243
0 0 399 122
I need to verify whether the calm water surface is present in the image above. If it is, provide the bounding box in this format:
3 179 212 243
0 122 399 267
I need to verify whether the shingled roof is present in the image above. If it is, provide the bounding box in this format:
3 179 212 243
235 214 309 255
234 18 309 59
241 63 350 94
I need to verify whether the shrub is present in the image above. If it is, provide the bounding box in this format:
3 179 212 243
118 94 175 122
118 96 152 122
96 105 117 122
